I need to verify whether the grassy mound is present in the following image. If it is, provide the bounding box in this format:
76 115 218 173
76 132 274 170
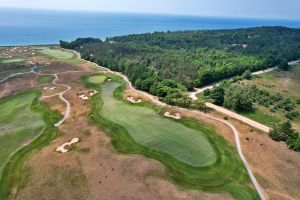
0 91 61 199
83 74 259 200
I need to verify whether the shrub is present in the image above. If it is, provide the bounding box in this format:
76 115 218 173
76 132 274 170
224 84 253 111
241 70 252 80
269 121 298 142
285 111 300 120
284 104 294 111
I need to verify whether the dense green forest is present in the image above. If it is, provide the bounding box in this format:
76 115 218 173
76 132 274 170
61 26 300 105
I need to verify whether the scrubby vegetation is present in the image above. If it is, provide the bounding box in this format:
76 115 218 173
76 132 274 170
203 70 300 151
61 27 300 107
269 121 300 151
204 76 299 120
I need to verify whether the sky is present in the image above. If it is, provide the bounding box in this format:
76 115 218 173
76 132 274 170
0 0 300 20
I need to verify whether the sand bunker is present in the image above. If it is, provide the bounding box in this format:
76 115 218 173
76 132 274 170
43 87 56 90
56 138 79 153
78 89 98 100
164 112 181 120
78 94 89 100
127 96 142 103
88 90 98 96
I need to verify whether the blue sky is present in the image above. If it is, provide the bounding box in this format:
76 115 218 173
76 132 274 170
1 0 300 20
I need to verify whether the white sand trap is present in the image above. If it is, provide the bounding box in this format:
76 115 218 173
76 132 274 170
56 138 79 153
50 87 56 90
164 112 181 120
78 94 89 100
127 96 142 103
43 87 49 90
89 90 98 96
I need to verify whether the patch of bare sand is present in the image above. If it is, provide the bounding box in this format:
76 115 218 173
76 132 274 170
126 96 142 103
164 111 181 119
125 87 153 103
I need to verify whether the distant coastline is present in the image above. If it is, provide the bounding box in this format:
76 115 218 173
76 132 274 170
1 8 300 46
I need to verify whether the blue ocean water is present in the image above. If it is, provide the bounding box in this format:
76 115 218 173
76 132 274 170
0 8 300 46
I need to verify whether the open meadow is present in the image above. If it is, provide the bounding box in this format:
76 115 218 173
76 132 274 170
242 64 300 131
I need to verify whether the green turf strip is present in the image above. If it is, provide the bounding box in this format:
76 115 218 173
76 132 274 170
37 47 75 60
84 75 259 200
0 91 61 199
1 58 26 64
0 92 45 172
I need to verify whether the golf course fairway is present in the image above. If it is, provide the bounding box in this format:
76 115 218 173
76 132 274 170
0 91 45 173
85 75 260 200
0 91 61 199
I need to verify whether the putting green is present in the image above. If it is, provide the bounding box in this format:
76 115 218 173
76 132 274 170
37 47 75 60
88 75 106 84
0 92 45 173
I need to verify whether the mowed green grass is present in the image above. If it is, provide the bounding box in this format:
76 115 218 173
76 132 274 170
0 92 46 173
239 109 280 128
102 82 216 167
37 75 54 84
37 47 75 60
84 75 259 200
0 91 61 199
1 58 26 64
88 75 106 84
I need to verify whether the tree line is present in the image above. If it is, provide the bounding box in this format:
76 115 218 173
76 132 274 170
60 26 300 107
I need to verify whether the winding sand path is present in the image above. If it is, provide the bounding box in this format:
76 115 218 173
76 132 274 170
73 50 267 200
39 73 71 127
0 69 83 127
